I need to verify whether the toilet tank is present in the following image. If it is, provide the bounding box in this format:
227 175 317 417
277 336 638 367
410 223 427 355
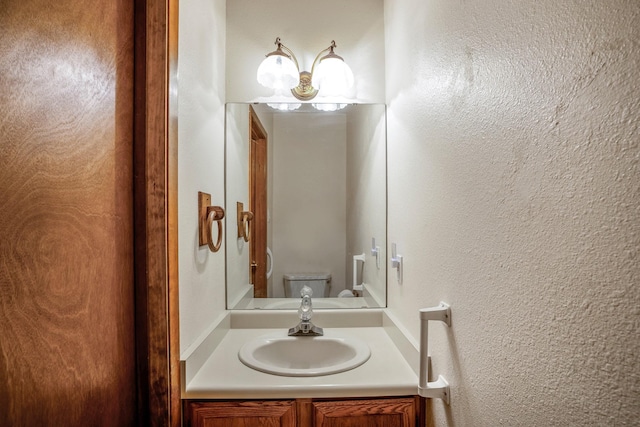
283 273 331 298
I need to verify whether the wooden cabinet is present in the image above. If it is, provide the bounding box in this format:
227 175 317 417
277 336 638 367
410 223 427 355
304 397 419 427
184 396 423 427
185 400 297 427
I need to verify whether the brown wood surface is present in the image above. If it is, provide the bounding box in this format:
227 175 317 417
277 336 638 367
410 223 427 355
0 0 137 425
134 0 180 425
185 396 421 427
296 398 315 426
249 106 268 297
311 397 417 427
168 0 182 424
185 400 297 427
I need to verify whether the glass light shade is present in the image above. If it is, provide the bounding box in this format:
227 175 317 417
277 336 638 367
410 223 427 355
267 103 301 111
311 57 354 97
312 103 348 112
257 54 300 90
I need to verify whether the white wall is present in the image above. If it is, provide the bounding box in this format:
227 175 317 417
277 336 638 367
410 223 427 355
224 103 251 306
177 0 227 354
271 113 347 297
346 105 387 304
225 0 385 103
385 0 640 425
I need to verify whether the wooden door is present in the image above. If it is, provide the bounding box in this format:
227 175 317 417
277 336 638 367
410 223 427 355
249 106 268 297
0 0 137 425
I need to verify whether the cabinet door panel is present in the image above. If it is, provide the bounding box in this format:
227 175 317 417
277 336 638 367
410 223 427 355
186 400 296 427
312 398 416 427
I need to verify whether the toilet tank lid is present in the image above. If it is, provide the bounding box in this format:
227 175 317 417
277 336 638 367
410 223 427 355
284 273 331 281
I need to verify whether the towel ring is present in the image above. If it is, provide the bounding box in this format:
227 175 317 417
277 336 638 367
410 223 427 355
205 206 225 252
198 192 225 253
237 202 254 242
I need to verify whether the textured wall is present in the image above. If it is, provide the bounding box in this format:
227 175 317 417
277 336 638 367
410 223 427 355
384 0 640 425
178 0 227 354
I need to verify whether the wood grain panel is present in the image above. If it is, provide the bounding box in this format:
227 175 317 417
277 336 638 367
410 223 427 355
168 0 182 424
249 104 268 297
133 0 180 425
0 0 136 425
311 398 416 427
185 400 296 427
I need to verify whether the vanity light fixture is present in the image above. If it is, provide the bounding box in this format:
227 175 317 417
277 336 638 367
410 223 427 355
257 37 354 101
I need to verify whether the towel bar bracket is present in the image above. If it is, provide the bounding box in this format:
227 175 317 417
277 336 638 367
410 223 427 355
418 375 450 405
418 302 451 405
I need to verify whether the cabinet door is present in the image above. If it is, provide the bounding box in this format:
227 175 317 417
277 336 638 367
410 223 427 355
185 400 296 427
311 397 418 427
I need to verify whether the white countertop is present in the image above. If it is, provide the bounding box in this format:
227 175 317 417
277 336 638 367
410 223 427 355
181 309 420 399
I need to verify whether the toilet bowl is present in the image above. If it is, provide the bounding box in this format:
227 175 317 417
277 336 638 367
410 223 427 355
338 289 355 298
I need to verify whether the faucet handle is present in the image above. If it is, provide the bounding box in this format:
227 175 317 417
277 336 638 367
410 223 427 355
299 294 313 321
289 287 323 336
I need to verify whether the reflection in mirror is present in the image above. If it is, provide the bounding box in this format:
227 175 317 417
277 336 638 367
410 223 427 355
225 103 386 309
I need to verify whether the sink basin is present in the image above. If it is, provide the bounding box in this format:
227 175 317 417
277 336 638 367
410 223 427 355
238 332 371 377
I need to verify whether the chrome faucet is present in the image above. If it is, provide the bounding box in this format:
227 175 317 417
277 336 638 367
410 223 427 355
288 286 324 336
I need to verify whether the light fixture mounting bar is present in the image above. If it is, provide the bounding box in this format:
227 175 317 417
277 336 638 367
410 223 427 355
270 37 299 71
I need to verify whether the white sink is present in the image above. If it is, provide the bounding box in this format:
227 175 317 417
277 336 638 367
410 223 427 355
238 332 371 377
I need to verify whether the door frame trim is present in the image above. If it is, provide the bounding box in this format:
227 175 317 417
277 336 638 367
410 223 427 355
134 0 180 425
249 106 268 297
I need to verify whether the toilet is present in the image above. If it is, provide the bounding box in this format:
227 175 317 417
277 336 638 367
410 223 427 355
283 273 331 298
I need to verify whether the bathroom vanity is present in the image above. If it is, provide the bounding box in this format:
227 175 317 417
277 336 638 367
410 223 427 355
181 102 424 425
184 396 423 426
181 309 424 426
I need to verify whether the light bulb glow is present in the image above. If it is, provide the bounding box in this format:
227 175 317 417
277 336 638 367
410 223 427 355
312 103 348 112
311 57 354 97
267 103 302 111
257 54 300 90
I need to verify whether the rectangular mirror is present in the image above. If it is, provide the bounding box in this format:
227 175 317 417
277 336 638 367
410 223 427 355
225 103 386 309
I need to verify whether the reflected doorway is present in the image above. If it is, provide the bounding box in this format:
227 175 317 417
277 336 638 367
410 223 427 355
249 106 268 297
